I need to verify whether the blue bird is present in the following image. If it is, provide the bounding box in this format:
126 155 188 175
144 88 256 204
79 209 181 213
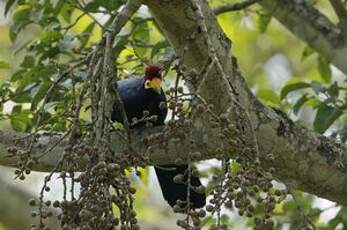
112 64 206 209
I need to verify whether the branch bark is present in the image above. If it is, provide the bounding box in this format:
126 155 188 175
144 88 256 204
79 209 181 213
1 0 347 208
141 0 347 206
329 0 347 26
258 0 347 75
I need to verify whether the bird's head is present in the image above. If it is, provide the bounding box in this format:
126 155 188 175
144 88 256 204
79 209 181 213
144 64 163 94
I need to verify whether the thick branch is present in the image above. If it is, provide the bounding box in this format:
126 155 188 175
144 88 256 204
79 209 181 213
1 0 347 207
330 0 347 26
141 0 347 206
258 0 347 75
0 125 224 172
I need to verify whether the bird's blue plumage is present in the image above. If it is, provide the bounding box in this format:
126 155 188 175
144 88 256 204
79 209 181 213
112 77 167 126
112 76 206 209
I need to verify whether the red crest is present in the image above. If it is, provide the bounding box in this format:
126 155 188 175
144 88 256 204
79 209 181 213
145 64 163 80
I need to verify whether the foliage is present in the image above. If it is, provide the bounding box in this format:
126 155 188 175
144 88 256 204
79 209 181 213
2 0 174 229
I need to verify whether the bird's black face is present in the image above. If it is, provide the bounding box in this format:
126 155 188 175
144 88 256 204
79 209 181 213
144 64 163 94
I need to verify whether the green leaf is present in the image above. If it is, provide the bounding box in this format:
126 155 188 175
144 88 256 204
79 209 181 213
0 60 10 69
327 82 339 98
40 47 61 59
13 5 31 24
258 13 272 33
98 0 123 11
220 214 230 225
10 5 32 41
20 55 35 68
85 0 123 12
31 110 52 127
9 27 17 43
10 111 32 132
11 92 32 103
53 0 65 16
31 82 50 110
79 22 95 48
84 2 100 12
257 89 280 106
283 200 296 213
313 103 342 133
35 66 55 81
301 46 315 61
10 105 32 131
230 161 241 175
15 71 36 90
133 22 150 58
293 94 310 115
11 69 26 82
5 0 17 16
11 104 22 114
151 40 169 58
39 29 62 44
60 3 74 23
137 167 149 185
318 56 332 83
328 215 343 230
114 35 130 56
280 82 310 100
305 98 321 108
201 216 214 226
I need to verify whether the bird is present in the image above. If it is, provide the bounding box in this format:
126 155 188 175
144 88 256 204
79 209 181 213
111 64 206 209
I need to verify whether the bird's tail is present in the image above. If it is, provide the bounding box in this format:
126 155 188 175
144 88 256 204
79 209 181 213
154 164 206 209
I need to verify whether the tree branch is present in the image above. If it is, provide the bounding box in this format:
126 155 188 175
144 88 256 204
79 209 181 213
108 0 141 39
1 0 347 208
258 0 347 75
329 0 347 26
213 0 259 15
141 0 347 206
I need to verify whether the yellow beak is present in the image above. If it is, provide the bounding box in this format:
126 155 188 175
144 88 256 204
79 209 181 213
145 78 162 94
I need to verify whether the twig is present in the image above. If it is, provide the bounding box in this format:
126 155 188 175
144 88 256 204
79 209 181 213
107 0 141 39
28 59 88 153
213 0 260 15
287 185 316 230
36 130 72 159
74 1 108 29
62 12 87 34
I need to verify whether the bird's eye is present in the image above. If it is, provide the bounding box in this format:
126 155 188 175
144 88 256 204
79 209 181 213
145 80 150 88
